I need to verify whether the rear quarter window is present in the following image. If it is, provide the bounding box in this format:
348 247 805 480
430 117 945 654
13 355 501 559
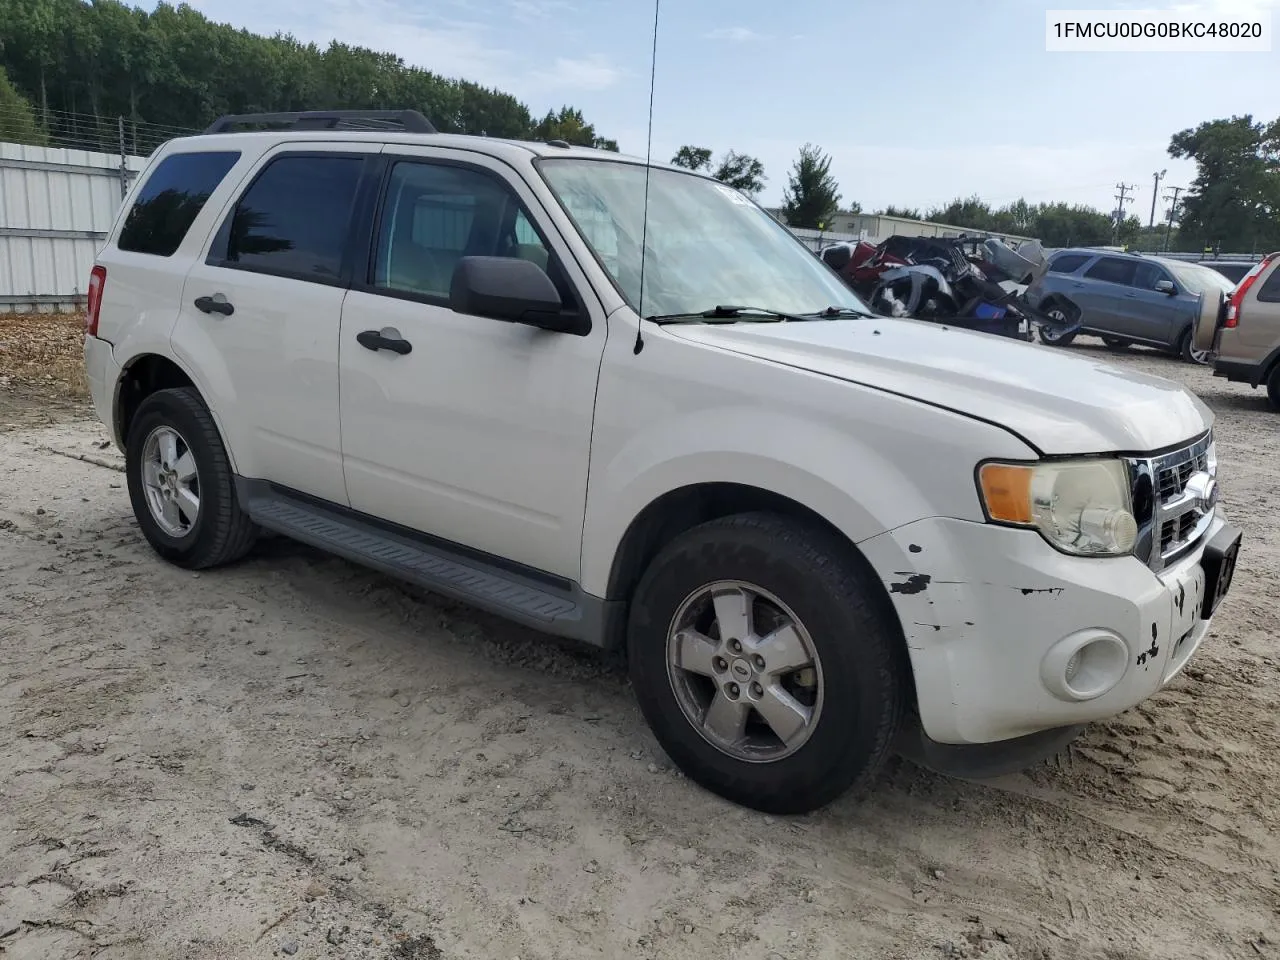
1257 264 1280 302
117 151 242 256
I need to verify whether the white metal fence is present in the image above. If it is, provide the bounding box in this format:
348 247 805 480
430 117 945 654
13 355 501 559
1 142 146 313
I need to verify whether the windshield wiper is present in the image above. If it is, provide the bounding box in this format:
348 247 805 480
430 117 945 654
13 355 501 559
804 305 876 319
648 305 808 324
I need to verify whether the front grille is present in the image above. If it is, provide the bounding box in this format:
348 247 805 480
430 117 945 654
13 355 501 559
1127 431 1217 572
1155 449 1210 500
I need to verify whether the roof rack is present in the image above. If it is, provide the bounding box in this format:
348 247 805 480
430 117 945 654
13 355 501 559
203 110 436 135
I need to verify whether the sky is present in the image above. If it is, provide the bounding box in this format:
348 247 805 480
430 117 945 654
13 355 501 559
159 0 1279 218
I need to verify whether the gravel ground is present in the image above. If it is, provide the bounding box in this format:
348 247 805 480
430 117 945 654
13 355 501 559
0 336 1277 960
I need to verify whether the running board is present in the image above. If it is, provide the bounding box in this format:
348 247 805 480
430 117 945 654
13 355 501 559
235 479 615 646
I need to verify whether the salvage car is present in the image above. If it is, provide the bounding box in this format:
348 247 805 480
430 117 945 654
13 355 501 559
1193 251 1280 410
83 110 1241 815
1025 248 1234 363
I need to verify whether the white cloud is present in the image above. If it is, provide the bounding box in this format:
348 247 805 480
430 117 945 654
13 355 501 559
705 26 767 42
529 54 622 93
509 0 575 22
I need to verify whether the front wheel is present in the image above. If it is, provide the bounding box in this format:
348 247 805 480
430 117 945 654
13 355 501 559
1179 327 1211 365
626 512 906 814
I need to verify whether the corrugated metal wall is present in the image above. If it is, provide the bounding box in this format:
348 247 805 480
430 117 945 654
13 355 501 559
0 142 147 313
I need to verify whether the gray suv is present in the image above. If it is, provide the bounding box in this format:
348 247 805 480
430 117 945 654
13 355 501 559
1025 248 1235 363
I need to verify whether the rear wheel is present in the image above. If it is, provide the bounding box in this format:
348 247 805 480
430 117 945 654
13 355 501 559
1179 327 1211 365
1267 365 1280 411
125 387 259 569
1037 303 1078 347
626 512 906 814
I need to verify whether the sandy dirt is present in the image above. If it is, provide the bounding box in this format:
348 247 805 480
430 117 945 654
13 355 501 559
0 336 1277 960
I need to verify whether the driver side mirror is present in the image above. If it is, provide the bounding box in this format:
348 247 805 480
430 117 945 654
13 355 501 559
449 256 575 331
1154 279 1176 295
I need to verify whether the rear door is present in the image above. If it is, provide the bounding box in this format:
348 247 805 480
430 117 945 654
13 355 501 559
171 143 381 506
1077 256 1139 334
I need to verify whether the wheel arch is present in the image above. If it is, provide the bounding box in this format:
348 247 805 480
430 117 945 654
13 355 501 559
601 481 920 727
598 482 910 676
605 482 853 603
114 353 238 472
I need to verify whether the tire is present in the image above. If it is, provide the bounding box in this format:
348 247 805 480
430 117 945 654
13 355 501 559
1178 327 1210 365
1267 364 1280 411
1037 302 1078 347
1101 336 1131 350
125 386 259 570
626 512 906 815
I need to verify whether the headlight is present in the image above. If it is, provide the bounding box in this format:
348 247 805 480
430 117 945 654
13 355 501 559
978 458 1138 557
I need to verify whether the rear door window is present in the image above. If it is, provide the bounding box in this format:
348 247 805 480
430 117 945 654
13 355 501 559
117 151 241 256
1084 257 1138 286
210 154 365 283
1047 253 1090 274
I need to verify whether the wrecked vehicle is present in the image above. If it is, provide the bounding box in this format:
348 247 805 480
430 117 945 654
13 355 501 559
819 234 1075 342
84 112 1240 816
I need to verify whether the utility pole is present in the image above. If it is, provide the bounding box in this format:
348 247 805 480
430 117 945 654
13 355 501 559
1112 182 1136 245
117 115 128 201
1149 169 1166 229
1162 185 1184 252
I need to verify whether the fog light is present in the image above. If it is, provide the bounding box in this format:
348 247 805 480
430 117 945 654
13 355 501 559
1041 630 1129 702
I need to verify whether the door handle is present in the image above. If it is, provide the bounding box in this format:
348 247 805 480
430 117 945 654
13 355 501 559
357 328 412 356
194 294 234 316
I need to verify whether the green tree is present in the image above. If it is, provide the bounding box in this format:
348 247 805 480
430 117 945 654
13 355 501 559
670 145 712 170
781 143 841 229
0 0 615 153
0 64 46 144
879 205 921 220
926 195 996 230
711 150 765 195
669 145 765 194
1168 114 1280 252
532 105 617 150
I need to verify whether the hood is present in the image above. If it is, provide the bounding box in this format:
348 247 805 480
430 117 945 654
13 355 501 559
664 318 1212 455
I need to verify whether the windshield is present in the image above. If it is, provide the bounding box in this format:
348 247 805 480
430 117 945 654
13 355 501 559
536 157 871 318
1166 261 1237 296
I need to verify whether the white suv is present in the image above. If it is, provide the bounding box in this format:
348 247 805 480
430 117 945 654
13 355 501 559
82 110 1242 814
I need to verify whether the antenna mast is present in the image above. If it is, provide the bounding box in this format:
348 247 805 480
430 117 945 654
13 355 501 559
633 0 661 355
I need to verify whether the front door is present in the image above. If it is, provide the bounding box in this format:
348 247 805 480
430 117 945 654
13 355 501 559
1122 261 1185 344
338 149 607 580
172 143 381 505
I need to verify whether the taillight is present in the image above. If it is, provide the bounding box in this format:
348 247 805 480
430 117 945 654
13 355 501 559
1224 255 1273 328
85 265 107 337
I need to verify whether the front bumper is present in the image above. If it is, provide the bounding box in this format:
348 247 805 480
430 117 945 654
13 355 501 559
860 510 1235 746
83 335 121 446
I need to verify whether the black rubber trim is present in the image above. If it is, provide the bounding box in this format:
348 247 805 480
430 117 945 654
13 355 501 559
895 714 1086 780
1213 357 1267 387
